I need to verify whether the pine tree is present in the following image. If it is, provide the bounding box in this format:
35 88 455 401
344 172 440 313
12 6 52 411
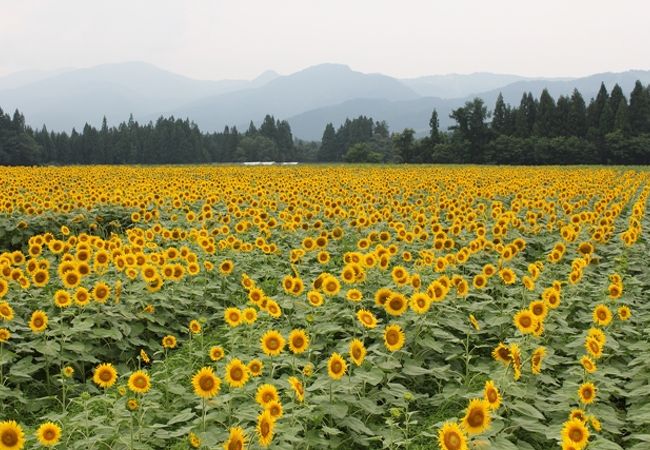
614 99 631 134
492 93 510 134
568 89 587 137
629 80 650 134
533 89 556 137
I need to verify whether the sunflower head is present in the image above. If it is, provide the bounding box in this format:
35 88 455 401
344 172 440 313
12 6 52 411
0 420 25 450
327 352 347 380
93 363 118 389
192 366 221 399
438 421 468 450
349 338 367 366
260 330 285 356
223 426 246 450
288 329 309 354
483 380 501 410
225 358 249 388
128 370 151 394
561 418 590 448
383 324 405 352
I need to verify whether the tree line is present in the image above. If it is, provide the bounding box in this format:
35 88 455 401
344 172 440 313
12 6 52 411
1 80 649 166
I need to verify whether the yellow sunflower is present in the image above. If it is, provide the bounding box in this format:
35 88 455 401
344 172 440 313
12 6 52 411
0 328 10 343
188 320 202 335
461 398 491 435
349 338 367 366
192 366 221 399
92 363 118 389
162 335 177 349
29 310 48 333
617 305 631 321
0 420 25 450
265 400 283 420
223 426 246 450
531 347 546 374
383 324 405 352
356 309 378 329
256 410 275 448
385 292 408 316
327 352 347 380
260 330 285 356
288 329 309 354
209 346 225 362
410 292 432 314
438 421 468 450
36 422 61 447
592 304 612 326
53 290 72 308
287 376 304 402
483 380 501 410
321 275 341 297
256 384 279 407
561 418 589 449
0 302 14 321
127 370 151 394
225 358 249 388
92 281 110 303
580 356 596 373
224 307 242 327
248 359 263 377
578 382 597 405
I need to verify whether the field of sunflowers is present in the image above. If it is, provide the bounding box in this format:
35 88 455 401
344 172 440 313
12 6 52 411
0 165 648 450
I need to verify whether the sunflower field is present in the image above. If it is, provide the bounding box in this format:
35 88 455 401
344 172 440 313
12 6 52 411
0 165 649 450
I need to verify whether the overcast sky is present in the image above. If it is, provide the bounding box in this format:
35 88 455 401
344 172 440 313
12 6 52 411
1 0 649 80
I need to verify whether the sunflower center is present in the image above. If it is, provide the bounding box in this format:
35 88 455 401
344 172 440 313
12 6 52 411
444 431 461 450
468 409 484 427
199 375 215 390
293 337 304 347
263 393 274 403
386 331 398 345
261 421 270 436
597 310 607 320
134 377 147 388
99 370 112 382
266 338 279 350
331 361 342 373
520 316 531 327
231 367 243 381
353 347 361 358
228 440 242 450
389 298 402 310
44 429 55 440
569 428 583 442
582 389 592 399
487 390 497 402
34 318 44 327
2 430 18 446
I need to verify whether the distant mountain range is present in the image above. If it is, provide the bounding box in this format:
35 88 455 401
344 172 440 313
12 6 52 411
1 62 649 140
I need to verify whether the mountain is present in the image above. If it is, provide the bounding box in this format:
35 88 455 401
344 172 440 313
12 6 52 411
400 73 540 98
164 64 420 131
1 62 649 140
0 62 271 130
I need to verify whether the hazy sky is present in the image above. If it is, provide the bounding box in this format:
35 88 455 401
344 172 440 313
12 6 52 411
1 0 649 80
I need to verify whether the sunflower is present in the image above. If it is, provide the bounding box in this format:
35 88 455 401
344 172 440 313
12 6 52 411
265 400 283 420
35 421 61 447
580 356 596 373
584 337 603 359
224 307 243 327
588 327 606 344
561 418 590 449
0 328 10 343
242 307 258 324
209 346 225 361
472 274 487 290
531 347 546 374
288 329 309 354
510 343 522 380
356 309 378 329
529 300 548 320
287 376 304 402
578 382 597 405
608 283 622 299
223 426 246 450
438 421 468 450
512 309 537 334
32 269 50 288
346 289 363 302
0 279 8 298
192 367 221 399
74 287 90 307
307 290 324 307
410 293 431 314
592 304 612 326
189 432 201 449
225 358 249 388
93 363 118 389
498 268 516 285
139 349 150 364
383 324 405 352
261 330 285 356
162 335 177 349
327 352 347 380
385 292 408 316
219 260 234 275
188 319 202 335
92 281 110 303
247 359 263 377
461 398 491 435
617 305 631 321
128 370 151 394
53 290 72 308
29 310 49 333
256 384 279 407
349 338 367 366
265 300 282 318
0 420 25 450
483 380 501 410
374 287 393 307
321 275 341 296
62 269 81 289
127 399 139 411
0 302 14 321
256 410 275 448
543 287 561 309
569 408 587 422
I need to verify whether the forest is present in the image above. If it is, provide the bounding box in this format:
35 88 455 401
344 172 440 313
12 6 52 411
1 80 649 165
